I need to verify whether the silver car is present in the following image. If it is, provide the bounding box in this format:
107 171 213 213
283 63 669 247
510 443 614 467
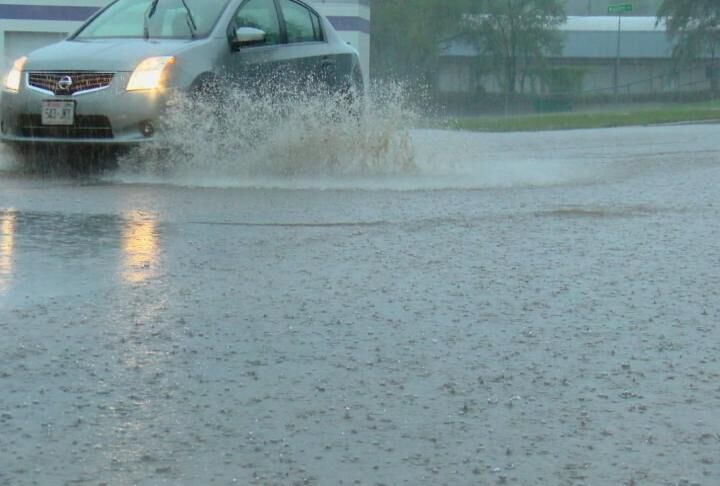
0 0 363 147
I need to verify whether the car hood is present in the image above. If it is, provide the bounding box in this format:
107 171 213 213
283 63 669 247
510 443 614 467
24 39 193 72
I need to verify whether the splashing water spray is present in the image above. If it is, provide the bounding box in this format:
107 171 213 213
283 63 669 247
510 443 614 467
116 80 419 185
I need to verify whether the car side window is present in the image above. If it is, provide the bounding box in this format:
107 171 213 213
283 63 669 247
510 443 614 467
234 0 281 46
310 10 323 41
279 0 323 43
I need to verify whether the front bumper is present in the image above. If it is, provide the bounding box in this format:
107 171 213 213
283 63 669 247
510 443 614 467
0 72 170 146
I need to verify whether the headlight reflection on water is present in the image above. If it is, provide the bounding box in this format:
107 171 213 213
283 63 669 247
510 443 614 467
121 211 159 284
0 211 15 293
109 210 179 471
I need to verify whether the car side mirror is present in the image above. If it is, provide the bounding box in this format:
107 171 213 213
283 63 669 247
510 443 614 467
233 27 266 48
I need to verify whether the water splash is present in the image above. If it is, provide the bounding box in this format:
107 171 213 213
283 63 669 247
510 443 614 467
116 82 418 185
3 78 683 190
0 145 19 172
112 81 619 191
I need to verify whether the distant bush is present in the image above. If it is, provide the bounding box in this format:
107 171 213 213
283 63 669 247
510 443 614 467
433 89 719 115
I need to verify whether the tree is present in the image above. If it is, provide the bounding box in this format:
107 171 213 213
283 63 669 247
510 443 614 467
657 0 720 91
463 0 566 111
370 0 471 88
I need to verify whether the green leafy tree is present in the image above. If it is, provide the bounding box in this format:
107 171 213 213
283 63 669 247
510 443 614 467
658 0 720 91
370 0 471 88
463 0 566 110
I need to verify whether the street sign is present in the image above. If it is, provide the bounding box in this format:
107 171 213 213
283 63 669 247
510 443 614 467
608 3 633 14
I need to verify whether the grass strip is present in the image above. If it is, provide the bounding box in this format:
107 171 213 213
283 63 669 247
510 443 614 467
447 103 720 132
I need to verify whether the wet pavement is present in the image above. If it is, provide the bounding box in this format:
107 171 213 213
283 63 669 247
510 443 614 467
1 125 719 485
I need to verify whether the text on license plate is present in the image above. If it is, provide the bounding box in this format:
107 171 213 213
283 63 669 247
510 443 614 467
42 100 75 126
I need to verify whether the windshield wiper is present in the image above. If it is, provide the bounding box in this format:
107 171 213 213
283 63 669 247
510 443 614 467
179 0 198 38
144 0 161 40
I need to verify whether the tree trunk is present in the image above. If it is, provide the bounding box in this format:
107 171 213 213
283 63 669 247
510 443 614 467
505 56 517 115
711 48 719 95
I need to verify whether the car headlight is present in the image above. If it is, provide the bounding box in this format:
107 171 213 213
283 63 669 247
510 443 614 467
4 56 27 92
126 56 175 92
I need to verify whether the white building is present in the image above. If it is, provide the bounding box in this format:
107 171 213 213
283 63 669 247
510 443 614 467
439 16 715 96
0 0 370 81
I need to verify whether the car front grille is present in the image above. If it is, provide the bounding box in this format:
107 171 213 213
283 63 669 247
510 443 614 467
18 114 114 139
28 72 114 96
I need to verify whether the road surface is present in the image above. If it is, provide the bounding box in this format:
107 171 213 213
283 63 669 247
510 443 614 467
1 125 719 485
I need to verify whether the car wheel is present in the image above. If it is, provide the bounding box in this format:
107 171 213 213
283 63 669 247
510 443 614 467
190 74 222 104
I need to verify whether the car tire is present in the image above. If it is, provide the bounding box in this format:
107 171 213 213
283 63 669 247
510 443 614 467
190 74 222 104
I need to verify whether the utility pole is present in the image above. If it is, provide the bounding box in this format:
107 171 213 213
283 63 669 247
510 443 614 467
614 15 621 96
608 4 633 97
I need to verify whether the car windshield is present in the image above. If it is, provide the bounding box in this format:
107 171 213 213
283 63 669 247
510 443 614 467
74 0 231 39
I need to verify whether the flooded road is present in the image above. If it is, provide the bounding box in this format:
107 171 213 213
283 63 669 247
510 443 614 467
1 125 719 485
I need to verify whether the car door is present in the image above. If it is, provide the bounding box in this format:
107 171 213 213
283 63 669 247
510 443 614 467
221 0 286 93
276 0 337 92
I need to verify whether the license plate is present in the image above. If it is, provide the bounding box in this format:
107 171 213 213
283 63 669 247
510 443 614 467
42 100 75 126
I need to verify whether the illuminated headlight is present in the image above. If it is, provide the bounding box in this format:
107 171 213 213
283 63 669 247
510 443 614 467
126 56 175 92
4 56 27 92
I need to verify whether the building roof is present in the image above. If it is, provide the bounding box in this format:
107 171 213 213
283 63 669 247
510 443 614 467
562 31 673 59
562 16 665 32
